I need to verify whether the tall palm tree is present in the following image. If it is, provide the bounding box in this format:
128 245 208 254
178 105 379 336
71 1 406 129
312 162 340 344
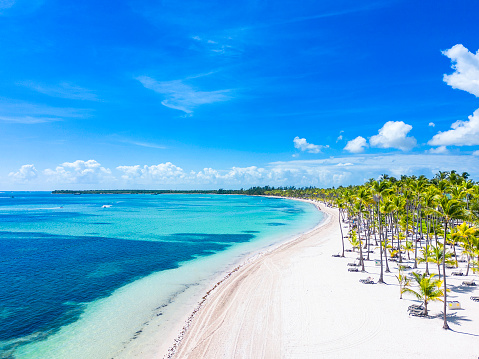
433 195 466 330
372 180 392 283
337 200 347 257
403 272 445 316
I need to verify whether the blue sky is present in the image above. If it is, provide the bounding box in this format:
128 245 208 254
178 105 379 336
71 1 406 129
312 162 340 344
1 0 479 190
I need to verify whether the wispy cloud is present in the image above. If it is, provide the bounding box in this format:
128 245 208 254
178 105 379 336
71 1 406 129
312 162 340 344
0 97 91 124
116 137 166 149
0 0 15 11
238 1 394 31
137 75 231 114
0 115 61 124
18 81 99 101
191 34 242 57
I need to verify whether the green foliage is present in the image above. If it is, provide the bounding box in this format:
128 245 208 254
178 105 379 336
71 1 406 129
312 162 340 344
403 272 446 315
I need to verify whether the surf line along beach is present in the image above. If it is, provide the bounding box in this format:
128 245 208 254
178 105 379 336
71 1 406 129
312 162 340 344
162 199 479 359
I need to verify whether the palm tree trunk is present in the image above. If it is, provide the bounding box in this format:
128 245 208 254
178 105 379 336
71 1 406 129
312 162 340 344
452 241 458 268
396 212 402 263
425 216 430 275
378 204 384 283
443 220 449 330
413 205 420 269
339 208 345 257
358 213 365 272
384 216 390 273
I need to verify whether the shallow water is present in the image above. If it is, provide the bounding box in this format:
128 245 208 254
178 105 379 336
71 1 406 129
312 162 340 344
0 193 322 358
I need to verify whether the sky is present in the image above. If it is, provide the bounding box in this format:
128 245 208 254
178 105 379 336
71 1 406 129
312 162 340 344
1 0 479 190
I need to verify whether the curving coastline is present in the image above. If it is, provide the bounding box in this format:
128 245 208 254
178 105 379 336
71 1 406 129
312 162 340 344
162 199 331 358
162 200 479 359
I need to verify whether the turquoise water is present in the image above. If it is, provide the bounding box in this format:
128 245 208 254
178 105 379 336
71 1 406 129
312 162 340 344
0 193 322 358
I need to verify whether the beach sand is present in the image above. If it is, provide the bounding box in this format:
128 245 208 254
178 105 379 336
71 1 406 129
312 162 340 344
165 202 479 359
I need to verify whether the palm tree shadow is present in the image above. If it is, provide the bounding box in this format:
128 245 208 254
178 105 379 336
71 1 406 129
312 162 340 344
449 284 478 294
428 311 474 328
449 328 479 337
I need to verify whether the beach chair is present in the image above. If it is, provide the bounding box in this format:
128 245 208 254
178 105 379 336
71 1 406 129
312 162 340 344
408 304 424 311
409 308 426 317
462 280 477 286
331 254 341 258
451 271 464 276
348 268 359 272
470 296 479 302
447 301 461 309
359 277 375 284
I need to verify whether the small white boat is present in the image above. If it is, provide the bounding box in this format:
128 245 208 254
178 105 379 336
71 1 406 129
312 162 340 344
101 205 112 208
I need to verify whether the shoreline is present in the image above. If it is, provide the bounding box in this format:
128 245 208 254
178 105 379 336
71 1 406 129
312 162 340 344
166 200 479 359
161 197 329 358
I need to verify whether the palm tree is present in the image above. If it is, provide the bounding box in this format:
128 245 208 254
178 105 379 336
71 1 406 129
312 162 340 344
395 268 410 299
451 222 477 269
401 240 414 260
372 180 392 283
337 200 347 257
433 195 466 329
348 230 360 251
403 272 445 316
420 244 454 278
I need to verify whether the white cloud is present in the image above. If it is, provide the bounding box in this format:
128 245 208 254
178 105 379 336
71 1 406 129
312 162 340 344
344 136 367 153
369 121 416 151
116 162 187 183
136 76 231 114
8 164 38 183
293 136 326 154
19 81 98 101
427 146 449 154
443 44 479 97
429 122 435 127
336 131 344 142
269 154 479 186
44 160 113 184
428 108 479 146
3 154 479 190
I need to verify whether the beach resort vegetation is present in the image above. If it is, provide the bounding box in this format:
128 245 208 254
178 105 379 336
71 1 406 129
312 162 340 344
264 170 479 330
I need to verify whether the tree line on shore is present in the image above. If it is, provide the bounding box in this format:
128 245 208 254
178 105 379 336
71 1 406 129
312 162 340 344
265 170 479 329
52 186 292 196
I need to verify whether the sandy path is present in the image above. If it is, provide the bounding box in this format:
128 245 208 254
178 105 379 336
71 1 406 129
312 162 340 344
170 204 479 359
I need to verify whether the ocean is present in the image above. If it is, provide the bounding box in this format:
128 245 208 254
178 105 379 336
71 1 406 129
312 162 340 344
0 192 322 358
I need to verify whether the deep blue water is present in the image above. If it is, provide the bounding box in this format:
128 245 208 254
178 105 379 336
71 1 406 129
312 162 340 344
0 192 320 356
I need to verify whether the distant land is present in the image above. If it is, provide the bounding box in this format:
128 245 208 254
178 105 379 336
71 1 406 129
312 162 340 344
51 187 286 196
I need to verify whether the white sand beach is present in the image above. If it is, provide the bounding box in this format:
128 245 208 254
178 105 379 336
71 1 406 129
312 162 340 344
165 202 479 359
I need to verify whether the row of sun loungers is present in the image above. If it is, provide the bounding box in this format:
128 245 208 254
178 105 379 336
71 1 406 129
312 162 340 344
463 280 476 286
471 296 479 302
359 277 375 284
